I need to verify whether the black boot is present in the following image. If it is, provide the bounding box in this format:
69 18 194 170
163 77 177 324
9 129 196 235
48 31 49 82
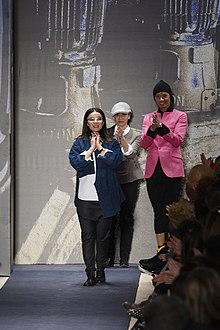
96 268 106 284
83 271 96 287
105 258 114 267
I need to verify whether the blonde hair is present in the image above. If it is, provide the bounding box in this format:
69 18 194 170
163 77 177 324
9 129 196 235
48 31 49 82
168 199 195 229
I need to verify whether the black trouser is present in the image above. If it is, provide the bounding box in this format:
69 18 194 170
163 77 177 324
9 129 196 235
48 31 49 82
77 200 113 274
108 180 140 263
146 162 183 234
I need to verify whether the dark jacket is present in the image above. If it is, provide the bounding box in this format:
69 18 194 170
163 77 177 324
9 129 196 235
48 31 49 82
69 137 125 218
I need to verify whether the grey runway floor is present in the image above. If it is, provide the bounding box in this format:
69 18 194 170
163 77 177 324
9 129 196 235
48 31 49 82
0 264 140 330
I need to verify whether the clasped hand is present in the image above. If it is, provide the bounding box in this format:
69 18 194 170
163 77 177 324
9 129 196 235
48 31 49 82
150 112 160 131
90 132 102 150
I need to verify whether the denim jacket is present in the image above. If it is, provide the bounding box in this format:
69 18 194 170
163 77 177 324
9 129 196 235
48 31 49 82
69 138 125 218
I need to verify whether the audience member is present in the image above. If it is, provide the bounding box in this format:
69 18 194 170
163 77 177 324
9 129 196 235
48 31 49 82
171 267 220 329
152 219 204 288
203 206 220 241
185 164 219 225
205 190 220 211
124 159 220 329
142 295 191 330
126 201 198 320
186 164 215 202
204 234 220 266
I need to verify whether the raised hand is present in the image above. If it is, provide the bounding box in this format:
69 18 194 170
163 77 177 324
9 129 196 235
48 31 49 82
90 133 97 151
90 132 103 152
200 152 212 166
115 127 124 143
150 112 160 131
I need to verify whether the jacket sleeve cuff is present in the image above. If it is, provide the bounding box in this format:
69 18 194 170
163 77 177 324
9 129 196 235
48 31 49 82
156 124 170 136
122 144 133 156
146 127 157 138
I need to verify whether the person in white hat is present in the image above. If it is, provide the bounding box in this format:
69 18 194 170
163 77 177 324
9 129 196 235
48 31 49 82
106 102 144 267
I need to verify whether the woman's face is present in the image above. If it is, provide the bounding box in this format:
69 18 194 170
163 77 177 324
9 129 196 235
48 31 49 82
87 111 104 133
113 112 130 129
154 92 171 112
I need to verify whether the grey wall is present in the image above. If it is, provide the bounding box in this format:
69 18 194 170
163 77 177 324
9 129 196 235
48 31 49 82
1 1 220 269
0 0 13 276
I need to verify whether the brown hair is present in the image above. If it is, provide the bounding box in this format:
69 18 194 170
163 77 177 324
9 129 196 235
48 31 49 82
186 164 214 190
171 267 220 327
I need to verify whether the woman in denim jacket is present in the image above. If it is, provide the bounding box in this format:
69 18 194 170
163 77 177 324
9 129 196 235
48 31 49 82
69 107 124 286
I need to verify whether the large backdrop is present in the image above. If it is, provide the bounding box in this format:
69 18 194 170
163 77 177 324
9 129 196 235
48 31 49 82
1 1 220 271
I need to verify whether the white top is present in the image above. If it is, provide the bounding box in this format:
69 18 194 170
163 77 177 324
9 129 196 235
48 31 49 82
78 151 99 201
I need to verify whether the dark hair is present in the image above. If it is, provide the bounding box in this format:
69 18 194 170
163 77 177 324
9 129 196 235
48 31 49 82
171 267 220 327
179 255 220 275
143 295 191 330
176 219 204 263
204 206 220 241
127 109 133 125
204 234 220 264
79 107 113 142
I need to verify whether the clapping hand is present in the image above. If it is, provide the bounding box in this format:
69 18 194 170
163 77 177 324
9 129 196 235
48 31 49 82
115 127 124 143
150 112 160 131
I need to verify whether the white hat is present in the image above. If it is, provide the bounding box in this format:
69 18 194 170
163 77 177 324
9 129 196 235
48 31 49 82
111 102 132 117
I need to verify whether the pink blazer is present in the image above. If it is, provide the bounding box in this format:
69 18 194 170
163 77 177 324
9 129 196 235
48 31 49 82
140 108 188 178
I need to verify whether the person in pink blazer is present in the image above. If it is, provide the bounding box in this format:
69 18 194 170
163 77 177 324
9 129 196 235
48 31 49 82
139 80 188 274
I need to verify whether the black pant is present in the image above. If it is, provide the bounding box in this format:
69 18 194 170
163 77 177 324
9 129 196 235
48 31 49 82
77 200 113 274
108 180 140 263
146 162 183 234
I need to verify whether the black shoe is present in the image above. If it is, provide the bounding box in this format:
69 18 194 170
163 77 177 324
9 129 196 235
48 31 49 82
96 268 106 284
139 257 167 275
139 245 168 274
120 261 129 268
105 258 114 267
83 277 97 287
139 244 168 266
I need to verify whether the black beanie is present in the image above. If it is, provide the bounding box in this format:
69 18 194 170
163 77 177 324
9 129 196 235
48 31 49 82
153 80 173 99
